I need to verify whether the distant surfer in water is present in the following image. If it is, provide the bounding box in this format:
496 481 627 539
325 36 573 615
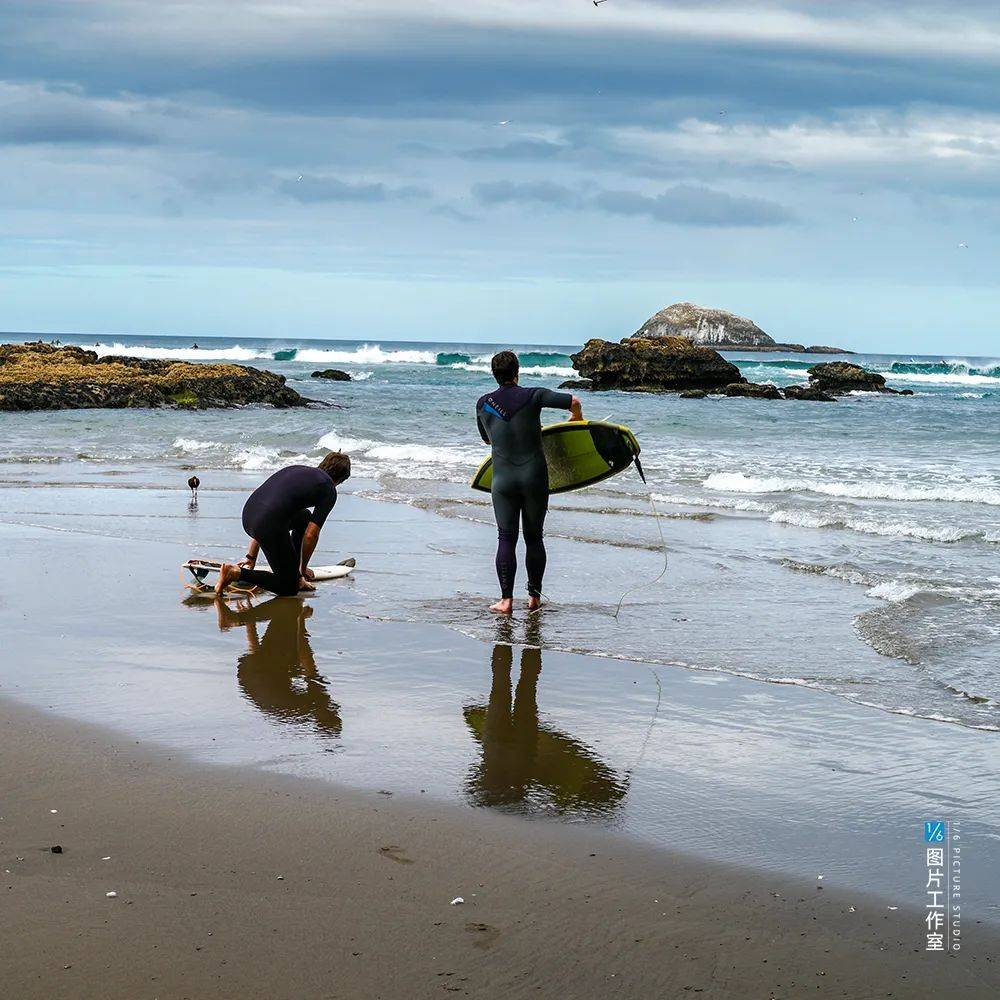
476 351 583 615
216 452 351 597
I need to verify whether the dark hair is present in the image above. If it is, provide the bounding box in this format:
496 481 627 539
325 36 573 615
318 451 351 483
491 350 519 385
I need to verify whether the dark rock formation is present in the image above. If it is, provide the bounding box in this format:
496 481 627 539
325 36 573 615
570 336 744 392
630 302 851 354
783 384 838 402
311 368 352 381
558 379 593 390
806 362 903 395
679 389 708 399
716 382 783 400
0 342 308 412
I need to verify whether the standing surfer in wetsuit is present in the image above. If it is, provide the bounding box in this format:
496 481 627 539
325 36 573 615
216 452 351 596
476 351 584 615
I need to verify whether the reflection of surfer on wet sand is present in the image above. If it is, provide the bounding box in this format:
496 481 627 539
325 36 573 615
215 597 342 738
463 644 628 816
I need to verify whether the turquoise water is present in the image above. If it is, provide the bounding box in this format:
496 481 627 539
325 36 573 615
2 332 999 730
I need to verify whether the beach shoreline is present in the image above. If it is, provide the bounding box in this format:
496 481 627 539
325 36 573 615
4 695 997 999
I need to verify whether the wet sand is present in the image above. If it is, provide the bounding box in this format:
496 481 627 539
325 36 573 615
3 483 999 996
4 698 997 1000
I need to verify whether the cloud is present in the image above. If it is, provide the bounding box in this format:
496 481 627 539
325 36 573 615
472 180 580 207
280 175 428 203
473 178 794 226
0 83 154 146
592 184 794 226
461 140 567 161
431 204 478 223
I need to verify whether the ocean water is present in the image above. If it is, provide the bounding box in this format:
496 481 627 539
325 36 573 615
3 331 999 732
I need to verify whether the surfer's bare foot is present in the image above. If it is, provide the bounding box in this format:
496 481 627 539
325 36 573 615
489 598 513 615
527 595 542 612
298 576 316 593
215 563 241 594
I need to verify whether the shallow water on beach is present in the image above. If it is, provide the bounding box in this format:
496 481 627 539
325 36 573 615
2 332 1000 908
2 485 1000 913
3 330 999 730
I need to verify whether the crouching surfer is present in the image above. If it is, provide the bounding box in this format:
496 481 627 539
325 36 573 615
216 452 351 597
476 351 583 615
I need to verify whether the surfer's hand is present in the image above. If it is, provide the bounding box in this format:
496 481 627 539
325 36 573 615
568 396 584 421
302 567 316 581
238 557 255 570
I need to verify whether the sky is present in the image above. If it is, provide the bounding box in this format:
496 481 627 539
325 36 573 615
1 0 999 353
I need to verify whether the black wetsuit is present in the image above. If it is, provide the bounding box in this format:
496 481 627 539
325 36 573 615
476 384 573 598
238 465 337 596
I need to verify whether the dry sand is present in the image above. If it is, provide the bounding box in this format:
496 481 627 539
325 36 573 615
2 699 996 999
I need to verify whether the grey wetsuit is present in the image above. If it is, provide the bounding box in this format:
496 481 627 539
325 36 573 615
476 384 573 598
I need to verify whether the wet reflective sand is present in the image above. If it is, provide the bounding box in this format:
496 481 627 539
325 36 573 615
2 483 999 917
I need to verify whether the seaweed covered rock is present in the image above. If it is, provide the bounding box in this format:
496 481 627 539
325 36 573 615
0 342 307 412
783 384 838 402
716 382 783 400
806 362 900 395
570 336 744 392
311 369 352 381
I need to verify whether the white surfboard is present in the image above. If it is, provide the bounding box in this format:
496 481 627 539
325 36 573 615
182 557 355 597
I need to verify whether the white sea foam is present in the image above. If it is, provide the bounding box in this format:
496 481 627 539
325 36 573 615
705 472 1000 507
172 437 220 453
232 446 310 472
295 345 439 365
887 371 1000 386
448 362 576 378
316 431 477 468
651 492 775 514
768 508 977 543
91 343 264 362
866 580 925 602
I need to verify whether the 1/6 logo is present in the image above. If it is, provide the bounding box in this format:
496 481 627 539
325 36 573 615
924 820 946 843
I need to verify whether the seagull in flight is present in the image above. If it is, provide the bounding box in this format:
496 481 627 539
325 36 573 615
958 241 969 248
496 120 511 126
593 0 608 6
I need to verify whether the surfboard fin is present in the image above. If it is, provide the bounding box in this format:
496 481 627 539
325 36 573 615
633 456 647 484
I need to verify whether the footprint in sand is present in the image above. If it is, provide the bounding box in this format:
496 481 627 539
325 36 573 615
377 845 414 865
465 922 501 950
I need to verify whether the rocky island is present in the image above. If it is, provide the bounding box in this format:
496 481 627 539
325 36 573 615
569 336 743 392
633 302 851 354
565 339 910 402
0 342 308 411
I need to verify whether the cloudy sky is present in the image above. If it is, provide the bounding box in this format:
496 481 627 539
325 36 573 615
1 0 998 352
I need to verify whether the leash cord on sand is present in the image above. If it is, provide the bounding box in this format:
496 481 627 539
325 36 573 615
613 488 669 620
626 667 663 777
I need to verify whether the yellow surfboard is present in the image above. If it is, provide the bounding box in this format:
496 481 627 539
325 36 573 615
471 419 642 495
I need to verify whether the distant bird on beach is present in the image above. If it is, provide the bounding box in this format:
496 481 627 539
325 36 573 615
188 475 200 500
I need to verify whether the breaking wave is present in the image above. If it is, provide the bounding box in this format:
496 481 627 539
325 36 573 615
705 472 1000 507
86 341 574 373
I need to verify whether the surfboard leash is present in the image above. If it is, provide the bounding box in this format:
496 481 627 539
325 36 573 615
612 461 669 620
